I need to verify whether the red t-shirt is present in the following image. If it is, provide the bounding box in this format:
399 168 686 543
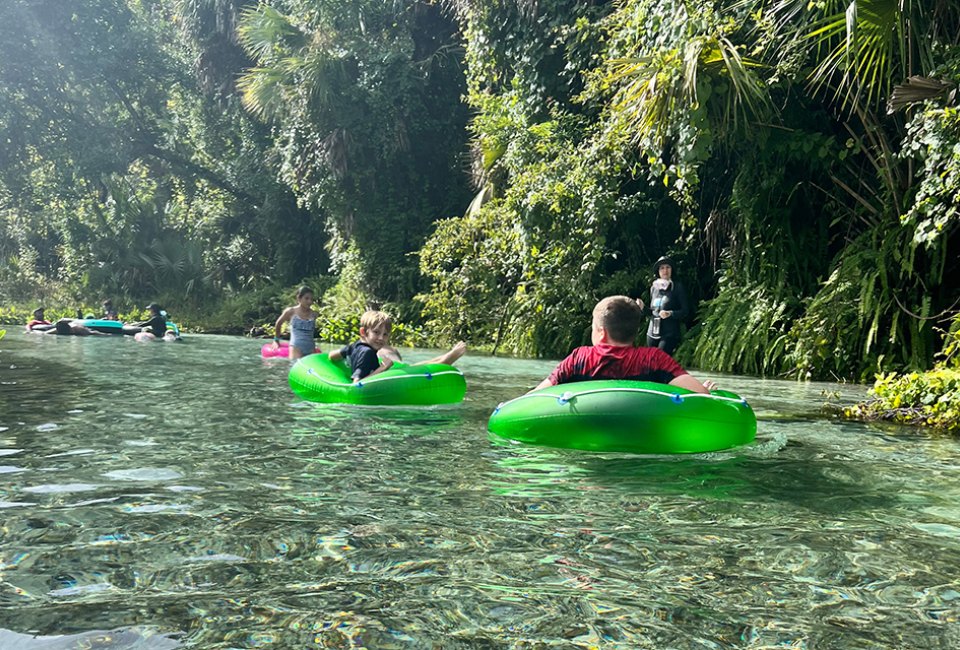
27 319 51 330
547 344 687 386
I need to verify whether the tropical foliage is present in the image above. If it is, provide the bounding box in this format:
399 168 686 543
844 310 960 429
419 0 960 379
0 0 323 310
235 0 472 299
1 0 959 383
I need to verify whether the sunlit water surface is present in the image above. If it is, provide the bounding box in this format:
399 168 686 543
1 332 959 649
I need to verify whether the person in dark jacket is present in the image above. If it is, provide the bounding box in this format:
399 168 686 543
127 303 167 337
638 255 689 355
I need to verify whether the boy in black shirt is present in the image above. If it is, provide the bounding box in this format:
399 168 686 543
329 310 466 382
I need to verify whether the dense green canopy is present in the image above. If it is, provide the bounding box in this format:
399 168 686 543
1 0 958 380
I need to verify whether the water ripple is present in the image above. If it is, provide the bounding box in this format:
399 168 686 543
103 468 183 481
23 483 102 493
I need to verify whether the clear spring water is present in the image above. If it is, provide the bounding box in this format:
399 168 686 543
1 332 959 649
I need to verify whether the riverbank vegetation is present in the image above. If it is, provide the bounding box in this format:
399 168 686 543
2 0 958 383
845 314 960 430
845 367 960 431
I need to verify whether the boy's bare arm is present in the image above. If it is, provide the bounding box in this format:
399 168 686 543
668 373 711 394
354 359 393 382
328 348 343 361
530 377 553 392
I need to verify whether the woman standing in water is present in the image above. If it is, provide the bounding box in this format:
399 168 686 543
641 256 689 355
272 286 319 360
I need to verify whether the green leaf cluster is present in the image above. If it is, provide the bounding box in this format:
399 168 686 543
236 0 472 301
901 103 960 247
845 368 960 431
0 0 325 309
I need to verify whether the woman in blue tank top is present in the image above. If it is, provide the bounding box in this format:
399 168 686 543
272 286 319 359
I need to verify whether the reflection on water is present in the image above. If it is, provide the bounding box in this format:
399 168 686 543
0 627 181 649
1 332 959 648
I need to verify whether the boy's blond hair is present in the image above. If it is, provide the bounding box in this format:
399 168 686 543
360 310 393 332
592 296 642 344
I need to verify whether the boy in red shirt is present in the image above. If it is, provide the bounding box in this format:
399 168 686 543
532 295 715 394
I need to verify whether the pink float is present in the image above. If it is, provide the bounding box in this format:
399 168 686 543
261 340 321 358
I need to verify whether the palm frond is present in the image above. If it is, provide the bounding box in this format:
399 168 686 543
237 5 305 61
760 0 944 114
236 66 290 117
888 75 957 112
609 33 771 144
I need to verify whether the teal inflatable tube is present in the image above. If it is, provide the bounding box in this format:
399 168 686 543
75 319 130 335
288 353 466 406
488 380 756 454
76 319 180 336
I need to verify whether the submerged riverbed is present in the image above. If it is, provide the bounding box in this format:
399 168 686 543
1 332 959 648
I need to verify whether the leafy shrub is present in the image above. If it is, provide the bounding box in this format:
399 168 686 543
941 313 960 368
901 104 960 247
690 279 798 376
788 226 937 381
190 282 294 334
845 368 960 431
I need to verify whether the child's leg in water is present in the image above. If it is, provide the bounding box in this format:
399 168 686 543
416 341 467 366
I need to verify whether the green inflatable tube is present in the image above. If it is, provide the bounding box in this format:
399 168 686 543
288 353 467 405
488 380 756 454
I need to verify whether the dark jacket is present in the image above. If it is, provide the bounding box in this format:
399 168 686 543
131 314 167 335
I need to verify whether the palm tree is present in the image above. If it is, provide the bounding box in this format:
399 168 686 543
746 0 960 212
741 0 960 371
756 0 958 111
607 32 772 147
